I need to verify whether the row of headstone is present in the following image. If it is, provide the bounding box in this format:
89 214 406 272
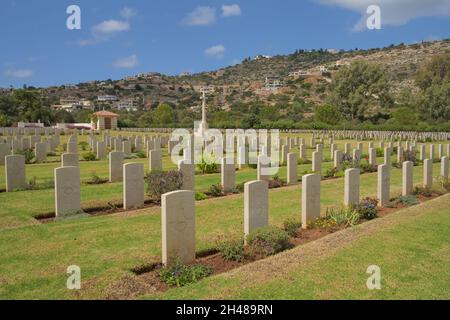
159 156 450 265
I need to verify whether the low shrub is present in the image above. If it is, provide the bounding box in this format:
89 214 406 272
342 160 361 170
195 192 208 201
158 260 212 287
403 150 416 164
216 237 245 262
268 175 286 189
208 184 223 197
397 195 419 207
82 152 97 161
314 217 338 229
353 197 378 220
85 171 108 185
283 218 301 237
414 186 433 197
16 148 34 164
79 141 89 151
324 167 339 179
197 154 220 174
436 176 450 191
134 151 146 158
298 158 312 165
359 162 377 173
147 171 183 201
248 163 257 169
375 148 384 157
325 206 360 227
236 182 245 193
27 177 54 190
247 226 291 257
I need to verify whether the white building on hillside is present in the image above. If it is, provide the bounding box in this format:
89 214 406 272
114 98 139 112
265 75 283 90
97 95 118 102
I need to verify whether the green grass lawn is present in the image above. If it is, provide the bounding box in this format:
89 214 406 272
0 158 446 299
0 155 439 228
0 133 448 299
155 193 450 300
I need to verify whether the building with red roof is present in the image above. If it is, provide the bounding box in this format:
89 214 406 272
94 110 119 130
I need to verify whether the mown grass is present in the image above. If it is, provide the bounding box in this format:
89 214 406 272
154 194 450 300
0 159 445 299
2 132 432 228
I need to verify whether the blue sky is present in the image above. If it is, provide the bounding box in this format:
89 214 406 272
1 0 449 88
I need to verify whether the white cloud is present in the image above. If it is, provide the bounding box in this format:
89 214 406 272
317 0 450 31
222 4 241 17
184 6 216 26
75 39 97 47
92 19 130 34
4 68 33 78
205 45 226 58
120 7 137 20
113 54 138 68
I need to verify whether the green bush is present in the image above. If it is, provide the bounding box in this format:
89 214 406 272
375 148 384 157
283 218 301 237
208 184 223 197
247 226 291 257
353 197 378 220
158 260 212 287
195 192 208 201
79 141 88 151
216 238 245 262
359 162 377 173
82 152 97 161
197 154 220 174
298 158 312 165
414 186 433 197
324 167 339 179
85 171 108 185
236 182 245 193
268 175 286 189
16 148 34 164
27 177 54 190
398 195 419 206
325 206 360 227
147 171 183 201
135 151 146 158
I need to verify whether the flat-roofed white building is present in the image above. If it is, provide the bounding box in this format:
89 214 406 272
97 95 118 102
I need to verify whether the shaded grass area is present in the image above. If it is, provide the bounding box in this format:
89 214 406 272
154 194 450 300
0 164 445 299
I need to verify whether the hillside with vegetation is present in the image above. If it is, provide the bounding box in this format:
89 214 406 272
0 39 449 131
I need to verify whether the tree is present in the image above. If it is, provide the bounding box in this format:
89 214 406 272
388 107 418 126
327 61 392 121
152 103 174 125
415 53 450 121
315 104 341 125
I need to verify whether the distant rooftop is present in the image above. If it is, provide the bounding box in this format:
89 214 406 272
94 111 119 118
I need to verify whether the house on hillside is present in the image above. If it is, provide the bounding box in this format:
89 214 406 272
97 95 118 102
288 70 311 78
94 110 119 130
114 98 139 112
265 75 283 90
